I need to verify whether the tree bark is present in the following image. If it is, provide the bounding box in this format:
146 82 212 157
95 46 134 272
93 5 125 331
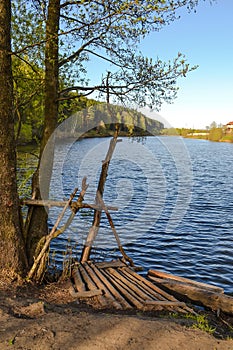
25 0 60 267
148 275 233 315
0 0 27 275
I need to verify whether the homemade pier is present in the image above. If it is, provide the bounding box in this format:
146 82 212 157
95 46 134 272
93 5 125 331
67 260 233 316
69 260 193 314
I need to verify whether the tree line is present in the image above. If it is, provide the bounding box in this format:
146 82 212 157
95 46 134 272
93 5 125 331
163 121 233 143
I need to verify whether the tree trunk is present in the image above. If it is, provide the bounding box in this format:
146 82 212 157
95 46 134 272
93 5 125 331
25 0 60 267
0 0 27 275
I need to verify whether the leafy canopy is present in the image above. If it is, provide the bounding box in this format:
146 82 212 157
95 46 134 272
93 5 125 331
11 0 211 120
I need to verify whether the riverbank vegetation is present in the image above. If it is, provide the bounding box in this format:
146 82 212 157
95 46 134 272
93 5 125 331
162 121 233 143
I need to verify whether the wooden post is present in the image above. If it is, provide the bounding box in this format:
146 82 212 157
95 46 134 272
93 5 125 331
80 126 120 262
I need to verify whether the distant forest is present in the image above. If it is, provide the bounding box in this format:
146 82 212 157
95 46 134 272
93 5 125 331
17 97 164 144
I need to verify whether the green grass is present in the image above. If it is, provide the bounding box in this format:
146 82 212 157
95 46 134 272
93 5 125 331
185 314 216 335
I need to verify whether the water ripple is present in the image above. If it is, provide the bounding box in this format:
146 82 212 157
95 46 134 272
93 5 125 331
47 137 233 293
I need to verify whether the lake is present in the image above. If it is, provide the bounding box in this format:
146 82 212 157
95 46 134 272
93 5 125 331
22 136 233 294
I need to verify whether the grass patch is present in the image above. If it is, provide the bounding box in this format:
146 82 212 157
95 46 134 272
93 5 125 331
185 313 216 335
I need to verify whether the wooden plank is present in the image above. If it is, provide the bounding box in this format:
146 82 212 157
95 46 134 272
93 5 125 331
21 199 118 211
83 263 122 310
145 300 187 307
108 268 153 302
79 264 97 290
89 263 132 310
148 269 224 294
95 260 127 269
124 268 178 302
124 267 192 314
72 267 86 292
121 268 167 301
148 276 233 315
21 199 70 207
70 289 103 299
78 264 107 307
121 268 190 313
103 269 145 309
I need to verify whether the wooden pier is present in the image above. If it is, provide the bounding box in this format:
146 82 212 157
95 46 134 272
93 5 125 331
69 260 194 314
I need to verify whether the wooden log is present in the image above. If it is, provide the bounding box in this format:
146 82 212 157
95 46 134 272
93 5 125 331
121 268 167 301
124 268 193 314
148 269 224 294
78 265 107 307
84 263 122 310
145 300 187 307
81 126 120 262
77 265 97 290
89 263 132 309
148 276 233 315
70 289 103 299
21 199 118 211
108 268 153 302
72 267 86 292
97 194 135 267
103 269 145 309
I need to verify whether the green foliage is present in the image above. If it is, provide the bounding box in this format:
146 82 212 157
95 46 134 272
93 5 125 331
17 123 32 144
185 313 216 335
58 103 164 139
208 127 223 142
17 146 39 197
58 94 100 123
221 134 233 143
161 128 179 136
13 55 44 144
11 0 204 135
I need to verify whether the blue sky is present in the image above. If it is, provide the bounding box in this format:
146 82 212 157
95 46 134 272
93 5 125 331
140 0 233 129
86 0 233 129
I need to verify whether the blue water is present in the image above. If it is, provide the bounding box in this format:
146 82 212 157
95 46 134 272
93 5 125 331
45 136 233 293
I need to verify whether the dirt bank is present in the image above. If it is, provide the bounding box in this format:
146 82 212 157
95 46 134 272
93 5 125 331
0 278 233 350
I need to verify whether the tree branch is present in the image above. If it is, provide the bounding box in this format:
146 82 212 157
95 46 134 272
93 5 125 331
57 90 95 101
83 49 123 68
60 14 86 26
58 36 101 67
60 0 90 9
13 54 39 73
